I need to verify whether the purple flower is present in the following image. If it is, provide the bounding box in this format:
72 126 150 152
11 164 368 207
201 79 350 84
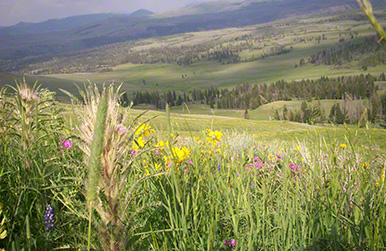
254 162 262 168
188 160 193 165
63 140 72 149
254 157 260 162
250 181 256 188
276 155 281 159
231 239 236 247
44 204 55 231
217 163 221 172
130 150 137 155
289 163 301 171
224 241 230 246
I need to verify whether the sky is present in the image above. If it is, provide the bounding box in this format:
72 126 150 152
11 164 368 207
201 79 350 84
0 0 215 27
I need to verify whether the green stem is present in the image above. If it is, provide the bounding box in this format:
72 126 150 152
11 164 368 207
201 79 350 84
87 202 93 251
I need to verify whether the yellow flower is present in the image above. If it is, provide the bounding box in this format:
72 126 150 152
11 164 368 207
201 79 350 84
172 146 191 162
133 136 145 151
144 167 150 176
339 143 347 149
295 145 300 151
65 129 70 135
204 129 223 144
153 162 162 172
268 154 272 160
155 140 168 152
362 162 369 169
376 182 380 187
135 123 154 137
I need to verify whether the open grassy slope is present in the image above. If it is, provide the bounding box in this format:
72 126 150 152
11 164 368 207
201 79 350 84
1 9 383 97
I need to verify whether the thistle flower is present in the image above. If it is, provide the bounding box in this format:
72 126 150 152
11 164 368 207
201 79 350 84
44 204 54 231
116 124 127 134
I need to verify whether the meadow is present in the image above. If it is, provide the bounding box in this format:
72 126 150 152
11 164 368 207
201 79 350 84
1 2 386 250
0 81 385 250
1 8 386 99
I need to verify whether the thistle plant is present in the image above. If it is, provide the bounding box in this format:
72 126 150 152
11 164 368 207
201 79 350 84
68 83 157 250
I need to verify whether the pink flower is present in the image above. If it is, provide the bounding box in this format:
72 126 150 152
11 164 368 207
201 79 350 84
63 140 72 149
188 160 193 165
224 241 230 246
230 239 236 247
254 162 262 168
289 163 301 171
116 124 127 134
130 150 137 155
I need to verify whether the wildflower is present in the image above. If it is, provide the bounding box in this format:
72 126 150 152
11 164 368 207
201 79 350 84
130 150 137 155
44 204 54 231
276 155 281 159
153 162 162 172
204 129 222 144
135 123 154 137
250 181 256 188
133 136 145 151
116 124 127 134
172 146 191 162
339 143 347 149
217 163 221 172
289 163 301 171
63 140 72 149
224 239 236 247
188 160 193 165
376 182 380 187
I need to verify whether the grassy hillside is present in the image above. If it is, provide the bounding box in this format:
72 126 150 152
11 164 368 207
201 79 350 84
3 9 381 97
2 0 386 70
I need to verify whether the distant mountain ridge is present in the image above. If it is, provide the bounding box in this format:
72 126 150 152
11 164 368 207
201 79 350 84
0 8 154 36
130 9 154 17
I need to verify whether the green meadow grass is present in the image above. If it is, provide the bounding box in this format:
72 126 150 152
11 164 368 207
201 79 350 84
1 82 386 250
1 12 385 98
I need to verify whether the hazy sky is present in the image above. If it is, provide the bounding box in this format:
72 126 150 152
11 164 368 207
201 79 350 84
0 0 215 26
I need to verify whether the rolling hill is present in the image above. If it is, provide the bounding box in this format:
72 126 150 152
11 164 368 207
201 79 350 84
1 0 386 72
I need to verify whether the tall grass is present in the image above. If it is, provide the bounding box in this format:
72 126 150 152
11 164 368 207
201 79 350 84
0 81 385 250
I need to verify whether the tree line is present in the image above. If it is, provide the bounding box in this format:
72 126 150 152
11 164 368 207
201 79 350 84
124 73 386 125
